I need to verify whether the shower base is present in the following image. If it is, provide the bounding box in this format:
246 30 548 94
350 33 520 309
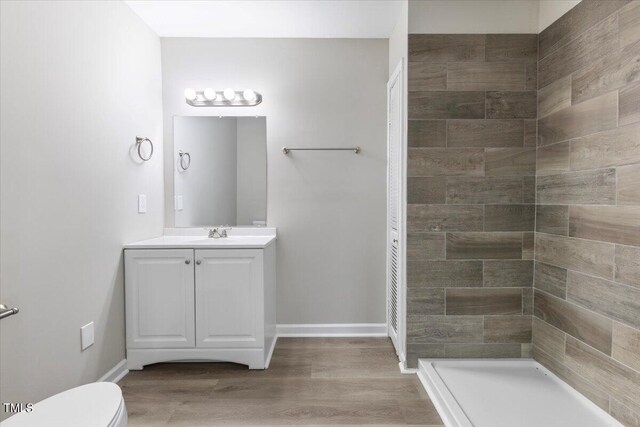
417 359 623 427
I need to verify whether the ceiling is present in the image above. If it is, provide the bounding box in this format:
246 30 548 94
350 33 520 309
125 1 405 38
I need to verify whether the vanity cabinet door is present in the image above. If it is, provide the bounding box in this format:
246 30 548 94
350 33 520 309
195 249 263 348
125 249 195 349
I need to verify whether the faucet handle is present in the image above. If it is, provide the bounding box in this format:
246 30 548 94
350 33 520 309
207 227 222 238
218 225 231 237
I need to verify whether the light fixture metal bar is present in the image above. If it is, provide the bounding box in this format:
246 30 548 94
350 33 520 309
186 90 262 107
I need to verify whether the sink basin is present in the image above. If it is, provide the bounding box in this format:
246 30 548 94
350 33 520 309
188 237 242 244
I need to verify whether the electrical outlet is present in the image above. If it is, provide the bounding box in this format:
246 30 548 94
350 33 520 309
81 322 94 351
138 194 147 213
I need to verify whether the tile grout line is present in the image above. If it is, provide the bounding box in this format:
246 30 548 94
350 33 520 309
539 8 622 76
534 287 637 345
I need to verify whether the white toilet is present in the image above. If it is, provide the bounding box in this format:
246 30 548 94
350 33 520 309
1 382 127 427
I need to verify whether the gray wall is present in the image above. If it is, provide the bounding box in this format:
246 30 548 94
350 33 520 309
407 0 580 34
409 0 539 33
161 38 388 324
389 0 408 76
532 1 640 425
0 1 163 418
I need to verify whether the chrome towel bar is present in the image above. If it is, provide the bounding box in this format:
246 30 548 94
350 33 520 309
282 146 360 155
0 304 19 320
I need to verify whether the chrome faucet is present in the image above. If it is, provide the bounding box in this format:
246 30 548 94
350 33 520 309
208 226 231 238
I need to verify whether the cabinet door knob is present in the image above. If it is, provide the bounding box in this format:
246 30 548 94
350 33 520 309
196 260 202 265
185 259 191 264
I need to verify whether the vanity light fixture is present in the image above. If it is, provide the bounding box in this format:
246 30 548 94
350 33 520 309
243 89 256 102
203 88 217 101
183 87 262 107
223 88 236 101
184 88 197 101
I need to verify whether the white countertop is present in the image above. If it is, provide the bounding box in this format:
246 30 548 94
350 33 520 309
124 228 276 249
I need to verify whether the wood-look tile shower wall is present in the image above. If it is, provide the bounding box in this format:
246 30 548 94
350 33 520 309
406 33 538 367
532 1 640 425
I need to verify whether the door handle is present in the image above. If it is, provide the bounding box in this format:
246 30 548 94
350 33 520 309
0 304 19 320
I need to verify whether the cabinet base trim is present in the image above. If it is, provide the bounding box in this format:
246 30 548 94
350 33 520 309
265 335 278 369
126 348 266 370
276 323 387 337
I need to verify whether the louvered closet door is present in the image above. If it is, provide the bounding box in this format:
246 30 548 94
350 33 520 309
389 236 400 347
387 64 403 355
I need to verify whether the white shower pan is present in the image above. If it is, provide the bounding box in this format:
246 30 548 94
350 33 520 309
417 359 623 427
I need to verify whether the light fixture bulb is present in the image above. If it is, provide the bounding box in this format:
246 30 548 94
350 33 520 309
184 88 197 101
223 88 236 101
243 89 256 101
203 88 217 101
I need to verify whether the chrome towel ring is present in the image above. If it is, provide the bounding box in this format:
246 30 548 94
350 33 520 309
179 150 191 170
136 136 154 161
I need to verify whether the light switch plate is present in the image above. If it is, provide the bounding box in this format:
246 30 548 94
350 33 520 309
175 195 183 211
81 322 94 351
138 194 147 213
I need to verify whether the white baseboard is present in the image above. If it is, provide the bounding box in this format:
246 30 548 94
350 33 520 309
399 360 418 374
276 323 388 337
98 359 129 384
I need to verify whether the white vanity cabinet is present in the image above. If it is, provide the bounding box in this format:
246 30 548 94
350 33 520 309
124 236 276 370
195 249 263 349
125 249 196 349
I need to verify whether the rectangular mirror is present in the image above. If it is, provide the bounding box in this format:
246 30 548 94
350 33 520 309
173 116 267 227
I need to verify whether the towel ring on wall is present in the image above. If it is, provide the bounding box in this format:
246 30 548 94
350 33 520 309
178 150 191 170
136 137 154 161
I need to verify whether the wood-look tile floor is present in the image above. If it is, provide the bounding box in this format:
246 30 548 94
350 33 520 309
120 337 444 426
